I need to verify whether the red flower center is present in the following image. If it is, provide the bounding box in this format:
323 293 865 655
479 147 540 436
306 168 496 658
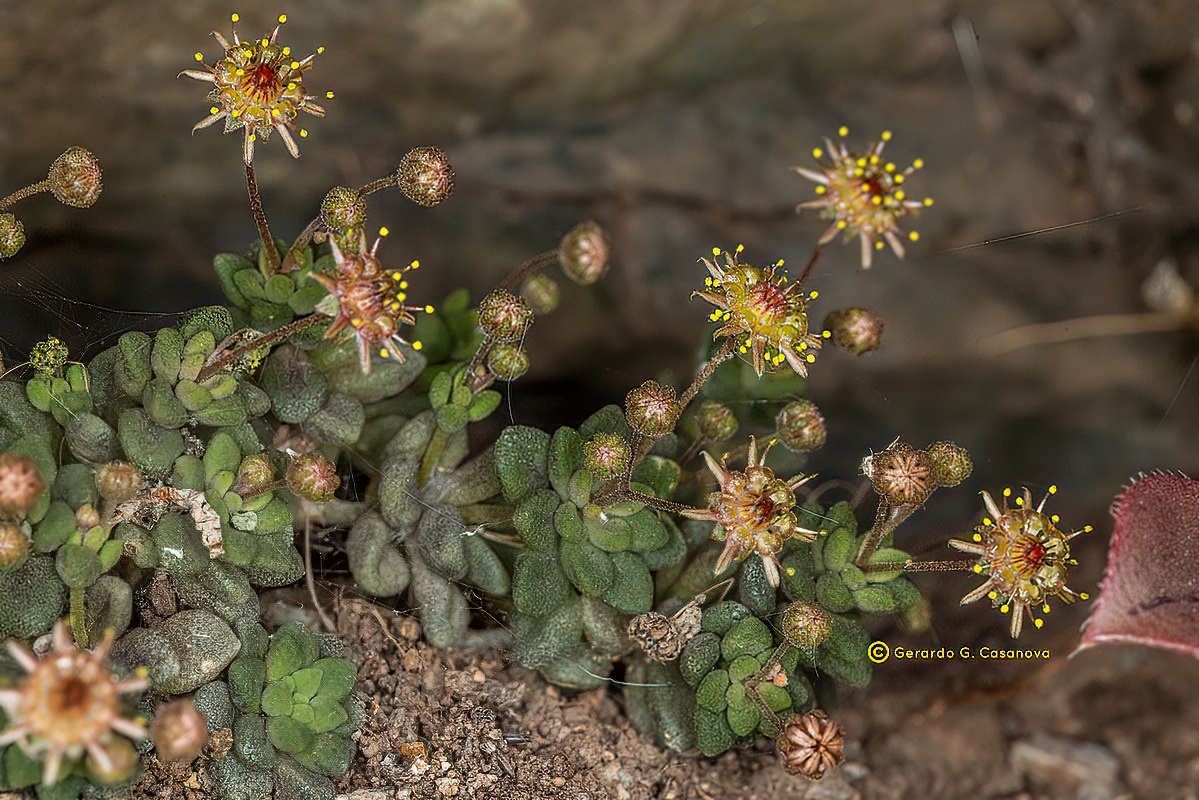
245 63 282 102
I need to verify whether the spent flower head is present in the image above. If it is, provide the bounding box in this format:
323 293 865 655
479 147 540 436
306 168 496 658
311 229 431 374
683 437 818 586
794 128 932 268
950 486 1091 638
0 622 149 785
182 13 332 163
776 710 846 780
694 245 823 377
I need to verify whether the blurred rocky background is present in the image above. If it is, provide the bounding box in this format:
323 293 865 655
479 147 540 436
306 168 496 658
4 0 1199 653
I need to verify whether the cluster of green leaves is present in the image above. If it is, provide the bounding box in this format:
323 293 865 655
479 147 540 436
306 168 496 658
496 406 688 687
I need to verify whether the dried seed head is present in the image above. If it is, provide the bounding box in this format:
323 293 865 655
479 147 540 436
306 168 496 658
777 710 846 780
775 399 827 452
75 504 101 532
397 146 455 206
0 213 25 258
286 451 340 503
862 440 934 507
47 147 103 208
478 289 535 343
96 462 143 504
780 601 832 650
624 380 681 437
822 307 884 356
924 440 972 487
320 186 367 232
0 622 149 786
0 522 31 572
0 453 45 517
151 699 209 763
583 433 631 482
628 602 702 663
693 400 738 444
521 274 560 314
558 220 609 285
486 344 530 381
237 452 276 491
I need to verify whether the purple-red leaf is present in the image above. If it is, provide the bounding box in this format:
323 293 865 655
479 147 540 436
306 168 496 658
1078 472 1199 658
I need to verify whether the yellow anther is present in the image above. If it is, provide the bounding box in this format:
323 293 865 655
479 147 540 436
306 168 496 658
1042 604 1051 614
871 196 882 206
399 281 409 289
814 185 827 194
808 290 819 299
983 517 992 526
1003 488 1012 497
972 533 982 542
210 106 220 114
1034 618 1044 629
881 130 892 141
908 231 920 242
1080 592 1090 600
923 197 934 206
874 241 884 249
805 354 815 363
317 46 326 54
786 567 796 576
351 318 363 327
291 61 300 69
838 125 849 136
1000 604 1010 613
300 129 308 137
821 330 831 339
735 243 744 253
812 147 823 159
412 341 423 351
379 348 388 358
261 38 269 47
194 52 205 62
894 174 905 184
389 302 400 311
973 564 983 573
410 260 420 269
248 133 256 142
283 46 291 55
278 14 287 23
711 246 721 256
1083 525 1093 533
988 591 997 599
379 226 390 237
235 68 245 76
895 190 906 201
1015 496 1024 507
836 220 847 229
231 13 240 22
1051 514 1060 523
912 158 924 169
1048 484 1058 494
856 158 866 168
326 91 335 99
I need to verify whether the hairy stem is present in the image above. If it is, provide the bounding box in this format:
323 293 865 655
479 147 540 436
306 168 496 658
855 501 921 566
797 241 826 284
861 558 977 574
246 162 281 276
197 313 327 382
499 251 558 292
0 180 49 210
69 588 88 649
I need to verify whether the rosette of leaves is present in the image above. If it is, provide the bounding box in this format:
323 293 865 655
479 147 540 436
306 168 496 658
497 405 687 688
343 366 508 649
202 622 361 800
212 240 330 334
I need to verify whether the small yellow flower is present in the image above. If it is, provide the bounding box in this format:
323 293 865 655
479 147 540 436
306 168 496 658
794 128 932 268
182 13 330 163
949 486 1091 638
693 246 823 377
310 231 430 374
683 437 818 586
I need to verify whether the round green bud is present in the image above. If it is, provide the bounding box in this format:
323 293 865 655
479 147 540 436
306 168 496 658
521 274 559 314
624 379 680 437
823 307 883 356
775 399 827 453
286 451 341 503
0 453 45 516
0 213 25 258
47 146 103 208
584 433 631 482
320 186 366 232
693 400 737 444
397 146 455 207
923 440 973 488
780 600 832 650
487 344 529 382
558 220 608 285
75 503 101 531
237 452 276 492
862 440 934 507
478 289 534 343
96 461 143 504
0 522 31 572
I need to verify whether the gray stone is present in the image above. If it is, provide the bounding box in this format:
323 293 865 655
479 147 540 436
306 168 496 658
1010 733 1126 800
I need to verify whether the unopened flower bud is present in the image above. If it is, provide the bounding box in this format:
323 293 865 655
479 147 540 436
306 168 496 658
152 699 209 763
47 146 103 208
861 440 934 507
86 736 139 785
478 289 534 342
75 504 101 532
320 186 366 232
397 146 454 207
0 522 31 572
923 440 972 487
237 452 276 491
0 454 45 516
584 433 631 481
96 462 143 504
0 213 24 258
624 380 680 437
775 399 827 452
780 601 832 650
693 401 738 444
486 344 529 381
558 220 609 285
823 307 883 356
776 710 846 780
521 274 560 314
286 451 341 503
